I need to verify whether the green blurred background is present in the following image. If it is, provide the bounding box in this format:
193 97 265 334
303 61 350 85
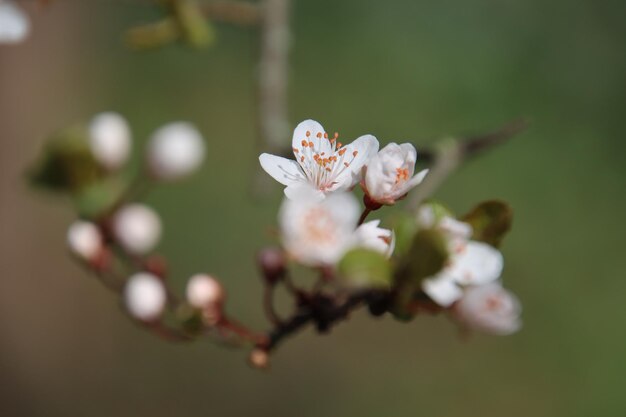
1 1 625 416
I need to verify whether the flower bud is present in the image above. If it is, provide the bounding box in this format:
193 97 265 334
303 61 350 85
362 143 428 206
67 221 103 261
453 283 522 335
256 247 286 285
185 274 225 309
248 348 270 369
147 122 205 180
124 272 167 321
88 112 132 170
112 204 162 254
0 2 30 44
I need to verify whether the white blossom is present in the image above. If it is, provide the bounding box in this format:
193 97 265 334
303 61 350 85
453 283 522 335
186 274 224 309
67 221 102 261
260 119 379 199
279 190 360 266
88 112 131 170
352 220 394 258
0 1 29 44
363 143 429 205
112 204 162 254
124 272 166 321
147 122 206 180
418 207 503 307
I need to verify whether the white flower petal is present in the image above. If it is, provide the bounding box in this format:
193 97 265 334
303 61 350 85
352 220 394 258
259 153 306 187
453 283 522 335
334 134 379 189
291 119 331 156
448 241 503 285
88 112 131 170
279 191 359 266
422 275 464 307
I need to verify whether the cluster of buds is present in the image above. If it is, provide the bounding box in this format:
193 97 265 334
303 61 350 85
34 115 524 368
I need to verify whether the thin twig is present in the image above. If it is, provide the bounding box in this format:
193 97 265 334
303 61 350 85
257 0 291 152
407 118 529 210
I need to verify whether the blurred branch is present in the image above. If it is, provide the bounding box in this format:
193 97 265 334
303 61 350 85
407 118 529 210
257 0 291 152
200 0 261 27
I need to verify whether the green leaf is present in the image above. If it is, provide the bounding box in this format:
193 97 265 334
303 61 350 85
461 200 513 247
28 126 105 194
405 229 449 281
73 178 127 218
338 248 392 289
125 18 180 50
173 0 216 48
389 212 418 257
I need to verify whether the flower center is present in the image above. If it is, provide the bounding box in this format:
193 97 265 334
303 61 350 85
395 167 409 184
302 207 336 244
293 130 359 191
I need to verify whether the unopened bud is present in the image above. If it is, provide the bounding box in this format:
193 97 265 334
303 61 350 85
248 348 270 369
112 204 162 254
0 2 30 44
257 247 286 285
186 274 225 309
67 221 103 261
147 122 205 181
124 272 167 321
88 112 131 170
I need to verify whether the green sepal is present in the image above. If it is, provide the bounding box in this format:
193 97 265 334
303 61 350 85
73 177 128 219
27 125 105 194
389 212 418 258
404 229 449 282
461 200 513 247
338 248 392 289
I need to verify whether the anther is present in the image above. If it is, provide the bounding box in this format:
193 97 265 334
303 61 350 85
306 131 311 137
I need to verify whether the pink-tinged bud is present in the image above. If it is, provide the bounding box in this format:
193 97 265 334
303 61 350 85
88 112 131 170
257 247 286 285
112 204 162 255
248 348 270 369
0 2 30 44
67 221 103 261
185 274 225 310
124 272 167 321
147 122 206 181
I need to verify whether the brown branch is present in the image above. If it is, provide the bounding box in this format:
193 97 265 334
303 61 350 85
407 118 529 210
259 290 375 352
200 1 261 27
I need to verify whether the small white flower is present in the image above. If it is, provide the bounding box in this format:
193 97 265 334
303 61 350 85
453 282 522 335
0 1 30 44
352 220 395 258
124 272 166 321
260 119 379 199
88 112 131 170
279 190 360 266
112 204 162 254
363 143 429 205
67 221 103 261
186 274 224 309
147 122 206 180
419 210 503 307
